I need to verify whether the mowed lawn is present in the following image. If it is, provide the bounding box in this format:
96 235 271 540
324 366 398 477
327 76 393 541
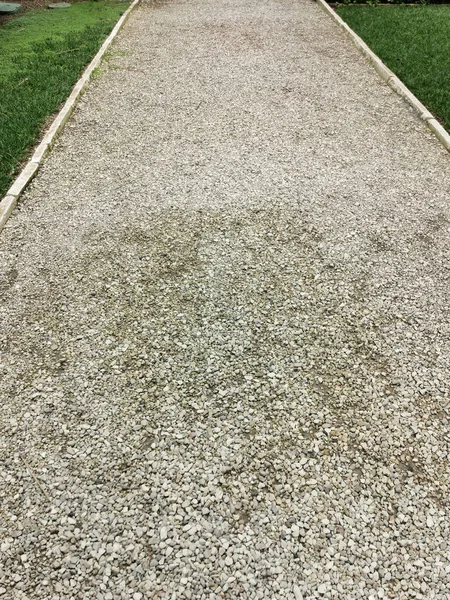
337 6 450 133
0 2 129 198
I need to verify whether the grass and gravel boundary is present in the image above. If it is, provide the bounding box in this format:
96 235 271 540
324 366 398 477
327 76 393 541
0 1 130 199
336 5 450 133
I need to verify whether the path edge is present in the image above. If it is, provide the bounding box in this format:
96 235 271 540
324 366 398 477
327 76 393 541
0 0 141 234
315 0 450 154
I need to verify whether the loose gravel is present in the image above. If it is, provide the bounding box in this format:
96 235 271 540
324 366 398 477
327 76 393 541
1 0 450 598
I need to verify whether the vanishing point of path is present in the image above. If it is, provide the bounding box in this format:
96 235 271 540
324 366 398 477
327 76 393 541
1 0 450 598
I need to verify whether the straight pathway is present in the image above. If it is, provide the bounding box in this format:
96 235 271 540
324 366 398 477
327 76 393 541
1 0 450 598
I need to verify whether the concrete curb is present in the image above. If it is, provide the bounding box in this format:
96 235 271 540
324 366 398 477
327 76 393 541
315 0 450 154
0 0 141 235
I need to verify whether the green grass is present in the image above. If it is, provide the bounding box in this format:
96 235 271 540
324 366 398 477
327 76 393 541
0 1 129 197
336 5 450 132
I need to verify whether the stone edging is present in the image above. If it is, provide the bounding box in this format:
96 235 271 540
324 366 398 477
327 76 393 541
0 0 141 234
315 0 450 154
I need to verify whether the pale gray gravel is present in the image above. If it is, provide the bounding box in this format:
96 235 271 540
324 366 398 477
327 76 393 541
1 0 450 598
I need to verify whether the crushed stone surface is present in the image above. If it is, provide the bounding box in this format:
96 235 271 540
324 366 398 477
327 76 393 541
1 0 450 598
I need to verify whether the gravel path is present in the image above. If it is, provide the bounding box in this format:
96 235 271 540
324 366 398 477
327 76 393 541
2 0 450 598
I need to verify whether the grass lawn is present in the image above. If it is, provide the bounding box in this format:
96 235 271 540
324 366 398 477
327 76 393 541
0 1 129 198
336 5 450 133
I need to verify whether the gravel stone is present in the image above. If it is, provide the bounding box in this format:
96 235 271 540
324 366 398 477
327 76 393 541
1 0 450 598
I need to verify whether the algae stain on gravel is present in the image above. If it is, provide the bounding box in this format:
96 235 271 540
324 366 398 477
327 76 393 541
4 207 444 493
2 203 450 597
